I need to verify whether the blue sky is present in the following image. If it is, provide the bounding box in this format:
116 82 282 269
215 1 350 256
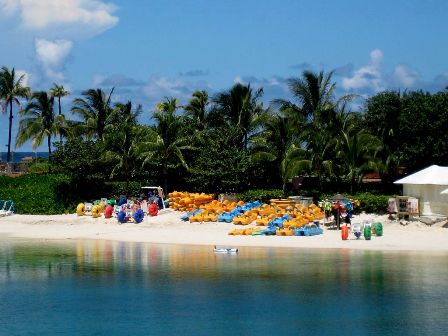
1 0 448 151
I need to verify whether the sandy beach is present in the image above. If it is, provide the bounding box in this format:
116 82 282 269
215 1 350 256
0 211 447 252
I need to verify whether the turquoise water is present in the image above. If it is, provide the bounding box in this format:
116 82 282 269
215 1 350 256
1 240 448 336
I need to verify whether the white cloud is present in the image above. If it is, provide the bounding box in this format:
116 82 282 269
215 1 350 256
142 76 213 109
0 0 119 38
392 64 419 87
233 76 243 84
143 77 190 101
35 38 73 81
0 0 17 13
15 69 30 87
342 49 385 92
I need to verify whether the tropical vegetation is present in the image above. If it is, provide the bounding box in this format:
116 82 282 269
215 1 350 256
0 65 447 214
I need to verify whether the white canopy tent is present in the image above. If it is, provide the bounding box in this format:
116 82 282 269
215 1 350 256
394 165 448 216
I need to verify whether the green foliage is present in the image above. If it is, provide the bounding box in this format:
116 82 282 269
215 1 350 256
211 82 264 149
238 189 284 203
139 97 192 193
0 173 156 214
319 192 392 214
0 66 31 163
351 192 392 214
51 138 110 180
363 89 448 175
0 174 73 214
71 87 115 140
104 181 146 198
2 67 448 205
399 91 448 170
185 127 251 193
28 161 50 173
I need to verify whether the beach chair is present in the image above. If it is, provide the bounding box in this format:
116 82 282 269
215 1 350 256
113 205 122 215
140 200 148 214
84 203 93 213
0 200 14 217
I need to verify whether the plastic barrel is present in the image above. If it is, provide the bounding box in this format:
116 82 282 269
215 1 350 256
374 222 383 236
364 225 372 240
341 225 349 240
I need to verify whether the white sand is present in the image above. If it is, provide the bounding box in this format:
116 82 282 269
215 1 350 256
0 210 447 252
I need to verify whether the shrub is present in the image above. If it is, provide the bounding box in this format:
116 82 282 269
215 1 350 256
0 174 74 214
28 162 50 173
352 192 393 214
318 192 394 214
238 189 284 203
104 181 146 198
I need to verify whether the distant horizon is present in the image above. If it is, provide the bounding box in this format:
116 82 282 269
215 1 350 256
0 151 49 163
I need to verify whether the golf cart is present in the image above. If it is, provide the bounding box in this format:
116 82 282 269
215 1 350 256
141 186 170 214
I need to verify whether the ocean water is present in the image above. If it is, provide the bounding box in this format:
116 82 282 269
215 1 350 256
0 152 49 163
1 240 448 336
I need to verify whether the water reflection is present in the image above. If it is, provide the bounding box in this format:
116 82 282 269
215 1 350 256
1 239 448 335
1 239 447 287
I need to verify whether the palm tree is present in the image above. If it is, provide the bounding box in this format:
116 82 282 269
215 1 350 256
212 83 264 149
71 88 114 140
50 83 70 143
336 113 382 194
16 91 67 159
280 144 308 192
103 101 142 186
363 90 402 182
184 90 209 130
0 66 31 163
294 129 335 190
138 97 192 194
250 112 296 190
272 70 355 190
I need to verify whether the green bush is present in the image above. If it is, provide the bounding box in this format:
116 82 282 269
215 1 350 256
0 174 152 215
0 174 74 214
352 192 393 214
28 162 50 173
319 192 393 214
104 181 146 198
238 189 284 203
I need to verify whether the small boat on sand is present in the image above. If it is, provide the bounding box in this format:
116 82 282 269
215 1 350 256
213 246 238 254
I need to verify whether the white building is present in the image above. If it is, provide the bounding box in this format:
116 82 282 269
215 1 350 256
394 165 448 217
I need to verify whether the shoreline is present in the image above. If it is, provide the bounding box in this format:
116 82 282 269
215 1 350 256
1 211 447 252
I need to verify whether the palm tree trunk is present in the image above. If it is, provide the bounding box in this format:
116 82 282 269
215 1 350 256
47 134 52 173
7 100 13 163
163 166 168 196
58 97 62 143
47 134 52 161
